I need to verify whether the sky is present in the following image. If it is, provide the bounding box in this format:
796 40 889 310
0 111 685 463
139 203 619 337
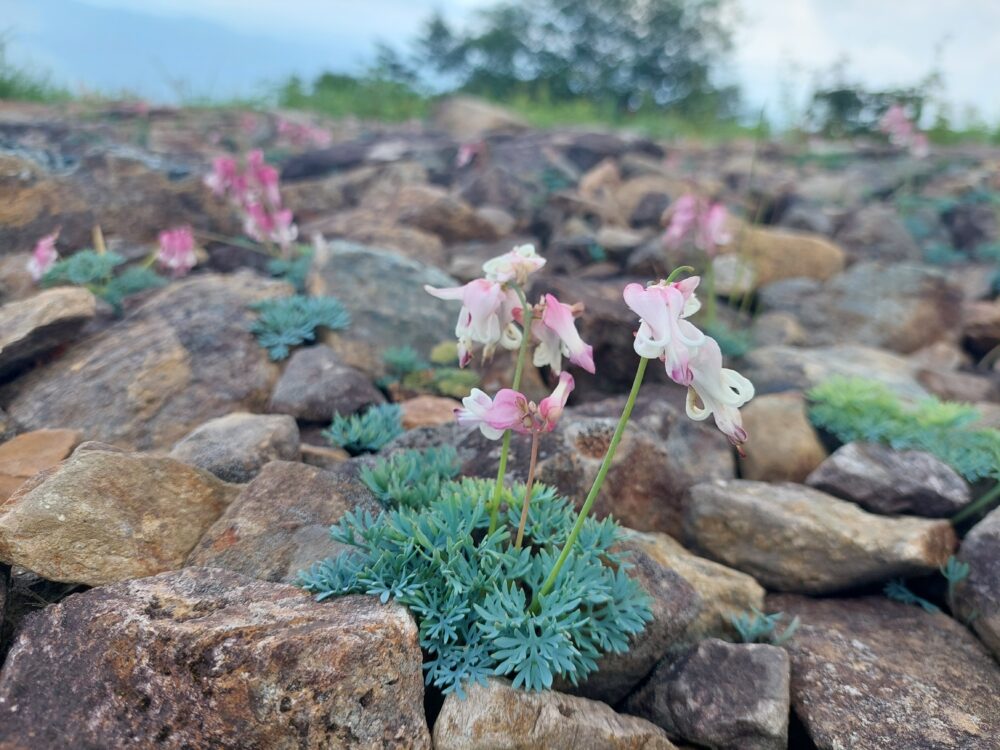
2 0 999 125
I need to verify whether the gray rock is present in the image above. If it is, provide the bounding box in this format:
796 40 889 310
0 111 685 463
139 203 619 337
955 506 1000 661
0 568 431 749
806 441 971 517
625 639 790 750
834 204 922 263
770 594 1000 750
169 412 300 483
0 287 97 378
268 344 384 422
684 480 957 594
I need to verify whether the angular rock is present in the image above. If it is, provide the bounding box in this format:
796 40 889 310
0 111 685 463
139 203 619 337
186 460 380 583
834 203 922 263
0 428 81 501
0 442 238 586
714 225 845 293
955 506 1000 660
308 241 458 376
625 639 790 750
1 272 287 450
0 287 96 377
739 393 828 483
0 568 430 749
169 412 300 483
268 344 385 423
433 679 676 750
963 299 1000 356
396 184 501 243
400 395 461 429
684 480 957 593
806 441 971 517
770 594 1000 750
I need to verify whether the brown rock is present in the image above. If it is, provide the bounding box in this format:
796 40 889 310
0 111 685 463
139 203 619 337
396 184 501 243
431 96 529 139
2 272 287 450
739 392 828 482
186 460 380 583
0 442 238 586
955 506 1000 661
400 395 461 430
0 428 81 501
833 203 923 263
300 443 350 469
770 594 1000 750
715 225 846 293
0 568 430 749
964 299 1000 356
433 679 677 750
0 287 96 377
306 208 447 268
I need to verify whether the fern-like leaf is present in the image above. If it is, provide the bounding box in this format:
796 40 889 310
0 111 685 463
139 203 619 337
250 294 350 361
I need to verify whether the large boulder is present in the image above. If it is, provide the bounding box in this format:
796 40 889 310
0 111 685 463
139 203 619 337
0 442 238 586
954 506 1000 660
684 480 956 593
1 272 288 450
0 568 431 749
0 287 97 378
713 225 846 294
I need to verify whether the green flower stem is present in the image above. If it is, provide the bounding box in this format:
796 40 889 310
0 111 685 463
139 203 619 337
952 482 1000 525
704 260 717 327
531 355 650 611
514 432 541 549
488 283 533 533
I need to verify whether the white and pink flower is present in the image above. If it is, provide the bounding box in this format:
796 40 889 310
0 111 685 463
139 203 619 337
425 279 523 367
531 294 595 374
482 244 546 285
456 372 575 439
879 104 929 159
27 231 60 282
157 226 198 277
664 194 731 255
685 337 755 449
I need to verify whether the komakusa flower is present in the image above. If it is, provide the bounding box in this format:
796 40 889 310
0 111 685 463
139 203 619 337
482 244 546 285
157 226 198 277
27 231 60 282
685 336 755 450
623 280 705 385
531 294 595 374
663 194 699 249
425 278 523 366
664 194 731 255
456 372 575 439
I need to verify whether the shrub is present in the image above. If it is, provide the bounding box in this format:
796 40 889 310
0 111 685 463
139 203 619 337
249 294 350 361
322 403 403 454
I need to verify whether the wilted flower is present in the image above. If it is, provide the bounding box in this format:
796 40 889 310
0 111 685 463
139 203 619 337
456 372 575 439
531 294 595 374
482 244 546 285
157 226 197 276
425 279 523 367
27 231 60 282
685 337 755 450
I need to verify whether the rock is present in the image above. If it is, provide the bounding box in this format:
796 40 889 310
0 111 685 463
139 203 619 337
186 460 380 583
0 568 430 749
916 366 1000 403
624 531 766 649
806 442 971 517
834 204 922 263
749 311 809 348
684 480 957 593
306 209 447 267
431 96 529 139
769 594 1000 750
0 442 238 586
742 344 928 400
0 428 81 501
955 506 1000 660
300 442 350 469
396 184 501 243
739 393 828 483
758 262 963 354
268 345 385 422
1 272 287 450
433 679 677 750
944 200 998 250
475 205 517 236
715 225 846 293
168 412 300 483
400 395 461 429
278 140 369 180
625 639 790 750
563 131 630 172
963 299 1000 356
615 176 681 227
596 226 648 256
308 241 458 376
0 287 96 377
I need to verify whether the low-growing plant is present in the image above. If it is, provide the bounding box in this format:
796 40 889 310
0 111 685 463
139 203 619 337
42 250 167 313
884 579 940 613
360 446 460 509
383 346 429 379
884 556 975 622
322 403 403 454
250 294 350 361
730 607 800 646
267 246 314 292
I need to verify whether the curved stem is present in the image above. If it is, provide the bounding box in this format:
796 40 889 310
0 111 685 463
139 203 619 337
531 356 650 611
514 433 541 549
951 482 1000 525
488 283 533 533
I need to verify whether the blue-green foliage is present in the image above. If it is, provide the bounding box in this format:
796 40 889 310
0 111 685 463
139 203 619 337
730 607 800 646
703 320 753 358
42 250 166 313
299 477 653 696
360 446 460 509
322 403 403 454
267 246 314 292
886 556 976 622
383 346 429 380
807 377 1000 482
884 579 940 613
250 294 350 361
102 266 168 311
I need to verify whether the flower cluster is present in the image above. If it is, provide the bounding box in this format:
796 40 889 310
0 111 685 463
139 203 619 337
663 194 732 256
156 226 198 277
879 104 929 159
624 277 754 449
205 150 298 249
458 372 575 438
276 117 333 148
27 231 60 281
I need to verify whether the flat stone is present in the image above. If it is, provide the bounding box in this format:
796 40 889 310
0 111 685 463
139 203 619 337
806 441 971 517
169 412 300 483
268 344 385 422
625 639 790 750
684 480 956 593
0 428 81 501
955 506 1000 660
186 460 381 583
0 442 238 586
0 568 430 749
739 392 828 483
433 679 677 750
714 225 845 293
400 395 461 429
0 287 96 377
769 594 1000 750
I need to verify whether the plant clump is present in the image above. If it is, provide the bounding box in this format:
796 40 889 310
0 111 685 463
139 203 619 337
42 249 167 313
360 446 460 509
249 294 350 361
322 403 403 454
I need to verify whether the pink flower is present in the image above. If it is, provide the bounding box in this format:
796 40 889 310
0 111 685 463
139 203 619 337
277 118 333 148
157 226 197 276
623 280 706 385
663 194 699 249
204 156 240 197
455 141 485 168
536 372 574 430
455 372 575 439
697 202 731 254
879 104 928 158
27 231 60 282
426 279 523 366
482 244 546 285
246 150 282 207
531 294 595 374
685 337 754 450
664 194 731 255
